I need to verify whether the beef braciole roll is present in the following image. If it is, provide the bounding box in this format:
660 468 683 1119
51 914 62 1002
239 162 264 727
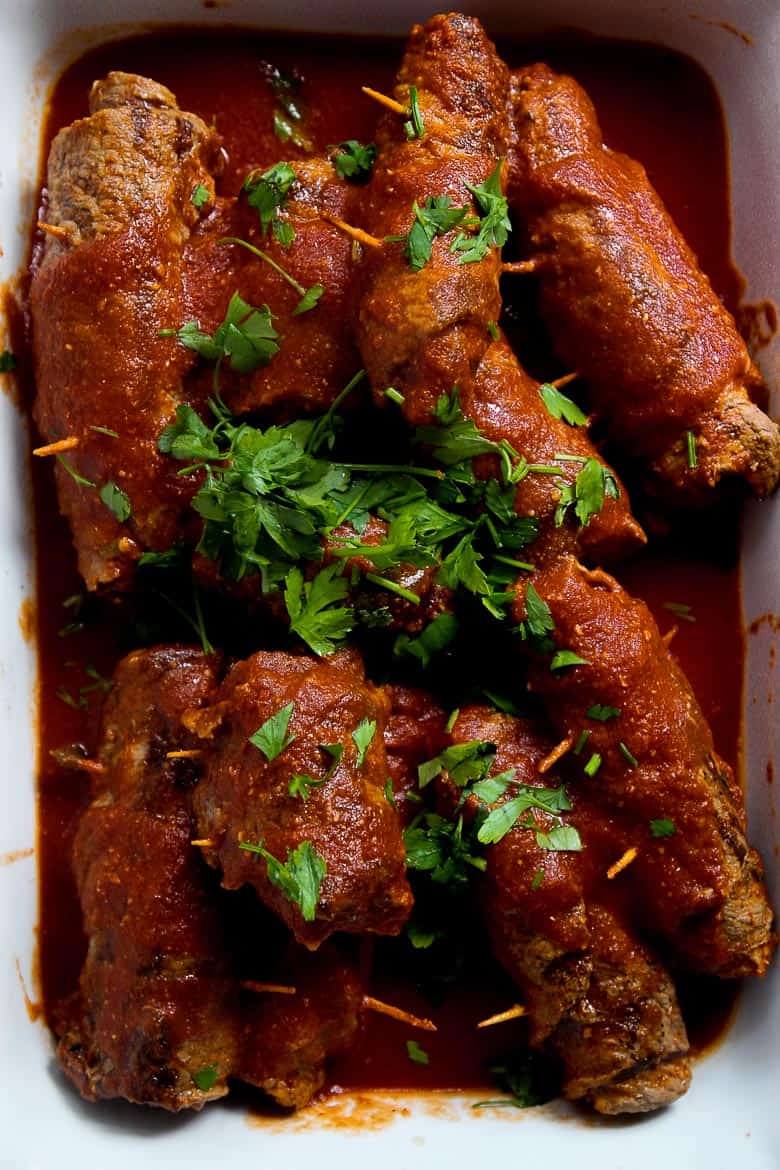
512 556 775 977
237 942 364 1108
444 706 691 1114
188 647 413 947
181 156 365 419
508 64 780 505
57 646 238 1111
32 74 220 591
355 15 643 566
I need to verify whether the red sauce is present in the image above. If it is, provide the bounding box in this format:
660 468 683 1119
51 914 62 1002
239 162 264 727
28 29 745 1098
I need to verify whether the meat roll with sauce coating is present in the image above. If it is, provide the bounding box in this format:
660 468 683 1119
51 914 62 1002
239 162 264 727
356 14 643 566
57 646 238 1111
508 64 780 505
512 555 775 977
444 706 691 1114
188 647 413 947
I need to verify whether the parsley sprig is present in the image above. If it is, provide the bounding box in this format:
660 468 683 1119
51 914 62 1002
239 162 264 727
239 838 326 921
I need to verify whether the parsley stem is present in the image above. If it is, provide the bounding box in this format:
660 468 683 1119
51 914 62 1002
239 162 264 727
332 480 371 529
525 464 561 475
365 572 421 604
334 462 444 479
306 369 366 454
552 452 587 463
218 236 307 297
493 554 534 571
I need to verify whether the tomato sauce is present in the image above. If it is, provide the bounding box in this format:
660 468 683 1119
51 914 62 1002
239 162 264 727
27 28 744 1099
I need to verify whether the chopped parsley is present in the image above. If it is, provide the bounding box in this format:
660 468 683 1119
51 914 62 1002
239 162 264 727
243 161 297 242
618 741 639 768
99 481 132 523
539 383 587 426
450 161 511 264
535 824 582 852
554 457 619 529
418 739 496 789
175 291 280 373
473 1052 558 1110
56 455 95 489
573 729 590 755
239 839 326 921
384 778 397 810
330 140 377 182
586 704 621 722
487 320 500 341
352 718 377 767
550 649 589 672
285 565 354 657
477 783 572 845
583 752 602 777
249 700 296 761
192 1065 219 1091
514 583 554 651
0 349 16 372
394 612 459 668
293 284 324 315
686 430 698 469
404 85 425 139
650 817 676 839
264 65 312 152
406 1039 429 1065
190 183 210 210
404 811 487 887
663 601 695 623
388 196 471 272
530 868 544 891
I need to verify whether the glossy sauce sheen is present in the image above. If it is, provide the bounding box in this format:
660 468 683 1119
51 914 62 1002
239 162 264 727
30 30 742 1098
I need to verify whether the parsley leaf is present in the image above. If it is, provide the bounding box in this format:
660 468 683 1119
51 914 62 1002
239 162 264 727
249 700 296 761
239 839 326 921
451 161 511 264
477 784 572 845
284 564 354 656
99 481 132 522
0 349 17 372
384 778 397 810
418 740 496 789
158 405 220 462
650 817 676 838
192 1065 219 1091
473 1052 558 1110
57 455 95 488
393 196 471 272
330 140 377 182
555 457 619 528
535 824 583 851
243 161 297 236
550 649 589 672
539 383 587 426
288 773 327 800
191 183 211 210
393 611 459 668
404 812 486 887
177 292 280 373
515 582 554 650
352 718 377 767
293 284 324 315
406 1039 429 1065
586 704 621 722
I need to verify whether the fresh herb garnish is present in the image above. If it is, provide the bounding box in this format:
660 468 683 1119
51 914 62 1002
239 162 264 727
190 183 210 210
487 320 499 341
550 649 589 672
618 741 639 768
650 817 676 838
99 481 132 523
352 718 377 767
56 456 95 489
192 1065 219 1091
450 161 511 264
293 284 324 315
394 612 459 669
404 811 487 887
554 457 619 529
285 565 354 657
0 350 17 372
473 1052 558 1110
418 739 496 789
389 196 471 272
586 704 621 722
535 824 582 852
384 778 397 810
406 1039 429 1065
663 601 695 623
539 383 587 426
239 839 326 921
263 64 312 152
176 292 280 373
514 583 554 652
530 868 544 891
330 140 377 182
243 161 297 242
249 700 296 761
573 729 590 755
686 430 698 470
404 86 425 139
583 752 602 777
477 783 572 845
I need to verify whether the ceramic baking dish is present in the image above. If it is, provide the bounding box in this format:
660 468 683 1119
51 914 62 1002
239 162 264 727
0 2 777 1167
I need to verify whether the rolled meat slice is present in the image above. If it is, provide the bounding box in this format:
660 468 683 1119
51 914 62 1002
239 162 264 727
56 645 238 1111
508 64 780 505
446 706 691 1114
189 646 413 947
238 942 364 1108
32 73 220 590
512 555 775 977
356 15 643 565
181 156 365 419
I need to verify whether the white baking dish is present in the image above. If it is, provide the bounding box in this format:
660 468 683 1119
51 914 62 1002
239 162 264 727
0 1 777 1167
